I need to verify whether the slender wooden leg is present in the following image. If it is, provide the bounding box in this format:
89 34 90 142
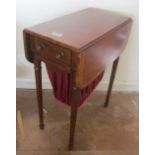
104 57 120 107
68 87 80 150
34 58 44 129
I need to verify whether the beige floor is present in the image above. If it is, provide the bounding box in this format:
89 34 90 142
16 89 139 155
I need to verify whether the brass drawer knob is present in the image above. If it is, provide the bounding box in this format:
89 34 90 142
36 43 46 51
56 52 64 59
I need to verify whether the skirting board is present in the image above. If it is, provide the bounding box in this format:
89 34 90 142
16 79 138 91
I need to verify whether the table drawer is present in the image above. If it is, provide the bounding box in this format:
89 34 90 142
31 36 71 65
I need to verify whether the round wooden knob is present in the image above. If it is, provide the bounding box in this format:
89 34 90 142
36 43 46 51
56 52 64 59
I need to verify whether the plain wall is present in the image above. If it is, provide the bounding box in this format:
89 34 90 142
16 0 139 91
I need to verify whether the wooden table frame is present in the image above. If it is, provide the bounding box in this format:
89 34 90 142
34 55 119 150
23 8 132 150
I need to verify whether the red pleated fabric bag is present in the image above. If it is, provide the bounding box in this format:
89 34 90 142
46 64 104 108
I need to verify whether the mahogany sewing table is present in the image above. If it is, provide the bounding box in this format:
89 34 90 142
23 8 132 150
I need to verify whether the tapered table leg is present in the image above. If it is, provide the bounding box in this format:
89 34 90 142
34 58 44 129
104 57 120 107
68 87 80 150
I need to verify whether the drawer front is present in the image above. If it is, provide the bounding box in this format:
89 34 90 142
31 36 71 65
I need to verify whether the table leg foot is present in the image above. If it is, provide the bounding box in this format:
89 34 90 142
39 123 44 130
104 103 108 108
68 144 73 150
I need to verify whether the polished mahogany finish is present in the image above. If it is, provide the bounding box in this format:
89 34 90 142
24 8 131 50
31 36 71 65
75 23 132 88
23 8 132 150
24 8 132 89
